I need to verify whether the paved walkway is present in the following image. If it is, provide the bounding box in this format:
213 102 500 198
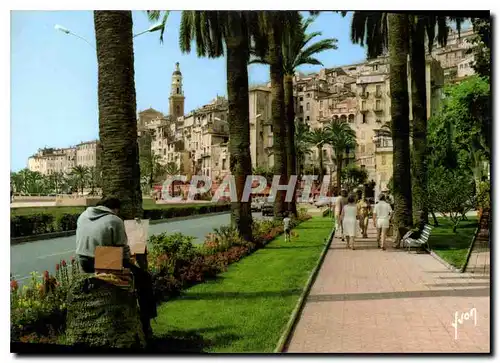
286 223 490 353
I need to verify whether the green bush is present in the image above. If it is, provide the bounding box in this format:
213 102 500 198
10 212 314 343
11 204 231 238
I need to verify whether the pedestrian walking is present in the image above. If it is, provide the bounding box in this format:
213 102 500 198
335 189 348 241
283 212 292 242
341 194 358 250
357 196 371 238
373 194 393 250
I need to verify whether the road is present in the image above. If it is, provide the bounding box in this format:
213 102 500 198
11 212 268 284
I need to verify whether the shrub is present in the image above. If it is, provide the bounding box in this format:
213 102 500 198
11 204 231 238
10 259 80 343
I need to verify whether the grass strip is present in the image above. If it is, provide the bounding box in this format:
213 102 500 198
151 216 333 353
428 216 478 269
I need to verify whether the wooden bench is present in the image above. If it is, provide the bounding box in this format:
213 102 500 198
403 224 433 252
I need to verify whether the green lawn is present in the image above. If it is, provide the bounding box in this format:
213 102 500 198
151 216 333 353
428 216 478 269
10 201 217 217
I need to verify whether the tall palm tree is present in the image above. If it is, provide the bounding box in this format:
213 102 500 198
71 165 89 195
325 119 357 191
388 13 413 241
251 13 337 216
148 11 259 241
94 11 143 219
306 128 329 183
87 166 101 195
350 12 466 225
295 120 312 178
48 171 65 194
253 11 301 219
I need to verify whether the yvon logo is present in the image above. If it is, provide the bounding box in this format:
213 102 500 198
451 308 477 340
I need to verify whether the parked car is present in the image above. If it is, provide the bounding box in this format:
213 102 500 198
314 197 331 208
261 202 274 216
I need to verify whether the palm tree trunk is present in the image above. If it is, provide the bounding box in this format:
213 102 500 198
410 16 429 225
388 13 413 242
268 17 288 219
317 146 324 183
225 13 253 241
336 151 343 191
284 74 297 217
94 11 143 219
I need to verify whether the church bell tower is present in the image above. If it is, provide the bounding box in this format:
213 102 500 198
169 62 185 121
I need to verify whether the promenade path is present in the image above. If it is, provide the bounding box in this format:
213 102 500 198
286 222 490 353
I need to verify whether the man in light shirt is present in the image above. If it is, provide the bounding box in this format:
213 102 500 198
372 194 393 250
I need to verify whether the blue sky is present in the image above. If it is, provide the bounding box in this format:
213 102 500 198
10 10 366 172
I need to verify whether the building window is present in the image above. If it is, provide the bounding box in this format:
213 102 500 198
362 114 367 124
299 106 304 113
376 85 381 95
376 100 381 110
319 111 323 118
306 103 310 111
382 155 386 165
306 93 310 98
361 145 365 153
320 100 323 109
306 116 310 121
299 97 303 102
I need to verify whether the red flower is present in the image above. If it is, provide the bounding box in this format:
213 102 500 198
10 280 18 290
55 264 60 271
43 271 49 280
61 260 67 267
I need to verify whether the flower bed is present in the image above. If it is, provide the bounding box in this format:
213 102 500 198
10 210 311 344
10 204 231 238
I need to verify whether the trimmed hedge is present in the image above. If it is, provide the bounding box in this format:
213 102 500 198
11 204 231 238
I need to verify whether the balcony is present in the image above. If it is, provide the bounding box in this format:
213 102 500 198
375 91 383 98
360 92 369 99
360 106 369 114
374 105 384 114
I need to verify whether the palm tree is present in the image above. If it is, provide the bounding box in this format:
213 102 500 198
48 171 65 194
349 12 466 225
325 119 357 191
71 165 89 195
295 120 312 178
388 13 413 241
251 13 337 216
164 161 179 176
306 128 329 183
148 11 259 241
10 171 24 195
87 166 101 195
94 11 143 219
253 11 301 219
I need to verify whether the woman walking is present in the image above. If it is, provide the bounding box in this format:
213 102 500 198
357 196 371 238
341 195 358 250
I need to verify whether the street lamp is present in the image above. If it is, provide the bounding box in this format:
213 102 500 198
55 24 95 49
54 22 164 47
133 23 164 38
